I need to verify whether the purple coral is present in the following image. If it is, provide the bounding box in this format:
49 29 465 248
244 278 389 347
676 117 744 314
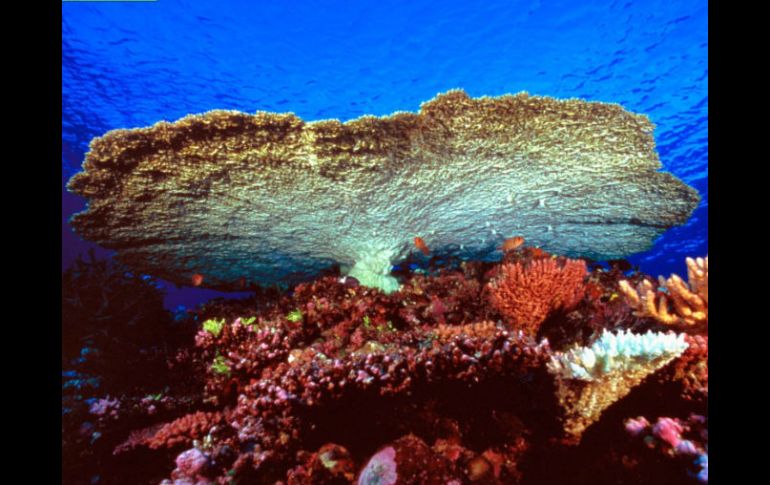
652 417 684 449
624 416 650 436
164 448 212 485
89 397 120 418
175 448 209 477
624 414 708 483
358 446 397 485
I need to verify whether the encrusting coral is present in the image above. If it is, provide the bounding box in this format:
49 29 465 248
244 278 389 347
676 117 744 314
67 90 699 293
619 256 708 328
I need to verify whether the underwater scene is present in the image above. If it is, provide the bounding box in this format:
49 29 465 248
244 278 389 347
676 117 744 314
62 1 707 484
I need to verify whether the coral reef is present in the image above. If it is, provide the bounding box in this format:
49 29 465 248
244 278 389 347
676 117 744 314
62 253 204 485
624 414 708 483
62 250 708 484
619 256 708 328
67 90 698 292
288 443 356 484
547 329 689 441
487 257 587 336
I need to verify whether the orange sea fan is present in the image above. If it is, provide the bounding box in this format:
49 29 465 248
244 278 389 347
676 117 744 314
487 258 587 336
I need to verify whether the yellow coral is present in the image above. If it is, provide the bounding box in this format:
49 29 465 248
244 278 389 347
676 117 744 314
618 256 707 327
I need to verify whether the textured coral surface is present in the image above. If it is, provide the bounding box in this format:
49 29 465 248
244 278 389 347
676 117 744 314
67 90 699 291
62 249 707 485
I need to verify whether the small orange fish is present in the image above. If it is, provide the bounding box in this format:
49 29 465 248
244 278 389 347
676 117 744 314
414 237 431 256
191 273 204 287
501 236 525 253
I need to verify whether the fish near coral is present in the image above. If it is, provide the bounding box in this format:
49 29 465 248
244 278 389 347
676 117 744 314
191 273 204 287
414 237 431 256
501 236 525 253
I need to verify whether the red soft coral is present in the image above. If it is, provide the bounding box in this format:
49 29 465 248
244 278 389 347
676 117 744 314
487 258 587 336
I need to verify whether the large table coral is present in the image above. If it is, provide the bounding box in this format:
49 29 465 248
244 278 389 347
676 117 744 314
67 90 699 292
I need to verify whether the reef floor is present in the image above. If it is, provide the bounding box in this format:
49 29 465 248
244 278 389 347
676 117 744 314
62 247 708 485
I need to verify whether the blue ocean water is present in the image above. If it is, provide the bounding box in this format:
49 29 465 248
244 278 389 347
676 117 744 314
62 0 707 309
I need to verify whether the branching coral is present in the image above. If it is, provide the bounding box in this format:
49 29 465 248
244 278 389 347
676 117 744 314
67 252 709 484
547 329 689 441
147 304 549 482
487 257 587 335
619 256 708 328
548 329 688 381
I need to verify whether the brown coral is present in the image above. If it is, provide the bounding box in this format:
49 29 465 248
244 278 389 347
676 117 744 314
619 256 707 328
487 258 587 335
67 90 699 293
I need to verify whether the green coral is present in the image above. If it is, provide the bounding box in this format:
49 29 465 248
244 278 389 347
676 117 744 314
319 451 337 470
241 316 257 326
286 309 303 323
210 354 231 376
203 318 225 337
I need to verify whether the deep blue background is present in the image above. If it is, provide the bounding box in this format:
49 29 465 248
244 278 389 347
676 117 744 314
62 0 707 309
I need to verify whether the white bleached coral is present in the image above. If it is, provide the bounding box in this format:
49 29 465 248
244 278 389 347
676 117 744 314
548 329 689 441
548 329 689 381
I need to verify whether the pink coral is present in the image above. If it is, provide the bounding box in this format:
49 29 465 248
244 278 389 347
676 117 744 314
89 397 120 417
652 417 684 448
175 448 209 478
358 446 397 485
624 416 650 436
624 414 708 483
